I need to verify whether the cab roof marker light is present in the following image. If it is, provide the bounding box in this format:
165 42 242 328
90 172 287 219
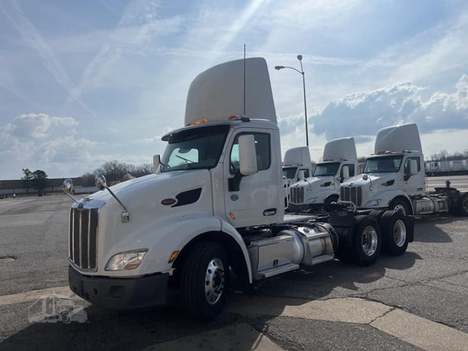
190 118 209 126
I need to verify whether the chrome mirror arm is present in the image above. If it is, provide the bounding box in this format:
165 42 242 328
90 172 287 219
64 191 79 205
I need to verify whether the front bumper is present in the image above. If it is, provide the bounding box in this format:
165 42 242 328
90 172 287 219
69 265 169 309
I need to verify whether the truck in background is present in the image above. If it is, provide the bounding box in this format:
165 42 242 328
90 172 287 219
282 146 315 184
282 146 315 206
66 58 413 319
340 123 468 216
288 137 358 210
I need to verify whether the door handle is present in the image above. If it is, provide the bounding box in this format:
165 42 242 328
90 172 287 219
263 208 277 216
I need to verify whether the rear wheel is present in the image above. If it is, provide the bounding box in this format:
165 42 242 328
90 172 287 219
180 242 228 320
381 211 409 256
458 193 468 216
352 217 382 266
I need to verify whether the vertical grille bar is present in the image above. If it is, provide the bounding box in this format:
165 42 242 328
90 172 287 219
80 210 89 269
73 209 80 266
89 209 98 269
357 187 362 206
69 209 73 259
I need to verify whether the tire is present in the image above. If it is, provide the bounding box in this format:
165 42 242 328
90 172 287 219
458 193 468 216
352 216 382 266
381 210 409 256
389 198 411 216
180 242 228 320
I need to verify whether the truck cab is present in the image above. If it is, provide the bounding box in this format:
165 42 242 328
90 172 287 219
289 137 358 209
340 123 468 216
282 146 315 206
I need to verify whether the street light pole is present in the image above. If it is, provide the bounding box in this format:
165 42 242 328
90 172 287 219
297 55 309 147
275 55 309 147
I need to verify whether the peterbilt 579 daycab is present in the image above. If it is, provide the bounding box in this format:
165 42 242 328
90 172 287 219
288 137 358 210
340 123 468 216
66 58 414 319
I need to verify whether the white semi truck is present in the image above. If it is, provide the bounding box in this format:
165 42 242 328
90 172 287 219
288 137 358 210
340 123 468 216
282 146 315 184
282 146 315 207
66 58 413 319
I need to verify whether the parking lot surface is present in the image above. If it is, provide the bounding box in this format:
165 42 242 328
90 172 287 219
0 193 467 350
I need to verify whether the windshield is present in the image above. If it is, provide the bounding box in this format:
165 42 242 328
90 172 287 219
282 167 297 179
161 125 229 172
313 162 340 177
364 155 403 173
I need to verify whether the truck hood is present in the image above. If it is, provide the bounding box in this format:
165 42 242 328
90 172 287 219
81 170 213 274
342 173 396 187
88 170 209 206
301 176 335 188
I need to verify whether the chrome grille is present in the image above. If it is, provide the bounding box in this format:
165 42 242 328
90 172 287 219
340 186 362 206
290 186 304 204
69 207 98 270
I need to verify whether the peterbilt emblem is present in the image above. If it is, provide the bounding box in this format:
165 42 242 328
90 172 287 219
161 198 177 206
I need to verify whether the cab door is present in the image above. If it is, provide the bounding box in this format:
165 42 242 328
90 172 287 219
224 128 282 228
402 156 425 196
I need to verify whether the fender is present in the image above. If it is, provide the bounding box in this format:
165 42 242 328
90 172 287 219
365 189 412 210
102 215 223 277
219 219 254 283
107 215 253 283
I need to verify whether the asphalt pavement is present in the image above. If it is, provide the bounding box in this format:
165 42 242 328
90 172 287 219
0 194 467 351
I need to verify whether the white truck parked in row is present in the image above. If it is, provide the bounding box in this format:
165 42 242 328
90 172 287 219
282 146 315 206
65 58 413 319
288 137 358 210
340 123 468 216
282 146 315 185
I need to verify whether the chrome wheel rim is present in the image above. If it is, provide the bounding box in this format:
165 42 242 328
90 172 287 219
394 204 406 216
393 219 407 247
361 225 378 256
205 258 225 305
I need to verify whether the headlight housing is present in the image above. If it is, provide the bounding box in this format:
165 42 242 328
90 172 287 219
105 249 148 271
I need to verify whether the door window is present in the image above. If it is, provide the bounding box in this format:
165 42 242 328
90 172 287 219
230 133 271 173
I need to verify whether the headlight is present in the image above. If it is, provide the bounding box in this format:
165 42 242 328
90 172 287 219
105 249 148 271
365 199 381 207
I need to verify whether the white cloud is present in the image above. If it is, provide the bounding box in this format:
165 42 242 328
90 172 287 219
0 113 96 178
312 74 468 140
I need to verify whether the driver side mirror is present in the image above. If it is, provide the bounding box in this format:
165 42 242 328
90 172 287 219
298 170 306 181
153 154 161 173
404 159 418 181
238 135 258 176
342 166 350 179
409 159 418 175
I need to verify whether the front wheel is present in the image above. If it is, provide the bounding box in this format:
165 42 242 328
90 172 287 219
352 217 382 266
180 242 228 320
389 198 411 216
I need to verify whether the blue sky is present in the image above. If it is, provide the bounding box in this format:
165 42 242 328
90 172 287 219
1 0 468 179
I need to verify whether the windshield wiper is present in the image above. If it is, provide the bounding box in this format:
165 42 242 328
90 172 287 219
176 155 194 163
